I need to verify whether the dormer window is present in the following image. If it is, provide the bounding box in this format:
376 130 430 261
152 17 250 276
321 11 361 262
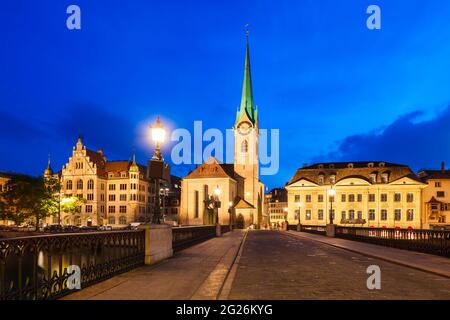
329 175 336 184
379 162 385 168
370 173 376 183
329 164 335 169
318 164 324 169
381 173 389 183
347 163 354 169
368 162 374 168
318 174 324 185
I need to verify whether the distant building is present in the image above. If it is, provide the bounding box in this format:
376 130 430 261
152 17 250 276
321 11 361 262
264 188 288 228
419 162 450 230
285 162 426 229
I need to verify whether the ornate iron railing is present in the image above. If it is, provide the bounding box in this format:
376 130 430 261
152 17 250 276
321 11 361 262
336 227 450 257
0 230 145 300
172 225 230 252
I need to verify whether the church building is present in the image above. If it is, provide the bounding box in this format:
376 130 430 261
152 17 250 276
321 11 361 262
180 35 265 228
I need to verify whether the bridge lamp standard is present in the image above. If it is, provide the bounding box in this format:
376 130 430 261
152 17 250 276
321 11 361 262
214 186 222 237
228 201 233 231
296 202 303 232
150 116 166 224
328 188 336 225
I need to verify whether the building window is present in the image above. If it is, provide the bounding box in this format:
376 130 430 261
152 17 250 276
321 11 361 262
66 180 73 190
435 182 442 188
74 216 82 226
108 216 115 225
100 205 105 213
109 184 116 191
368 194 375 202
120 194 127 201
101 183 105 190
100 194 105 201
368 209 375 221
241 140 248 153
357 211 363 220
341 194 346 202
406 193 414 202
407 209 414 221
120 184 127 190
109 194 116 201
349 210 355 220
394 193 401 202
119 206 127 214
87 179 94 190
380 194 387 202
318 175 324 185
87 194 94 201
348 194 355 202
131 183 137 190
318 209 324 220
85 205 93 213
394 209 402 221
305 195 311 203
305 210 312 220
294 195 300 203
318 194 323 202
119 216 126 224
381 209 387 221
294 209 300 220
437 191 445 198
77 179 83 190
381 173 389 183
357 194 362 202
108 206 116 213
329 175 336 184
130 194 137 201
341 211 346 220
370 174 376 183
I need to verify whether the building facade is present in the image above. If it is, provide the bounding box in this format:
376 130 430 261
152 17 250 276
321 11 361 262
46 137 179 227
264 188 288 228
180 35 264 228
285 162 426 229
419 163 450 230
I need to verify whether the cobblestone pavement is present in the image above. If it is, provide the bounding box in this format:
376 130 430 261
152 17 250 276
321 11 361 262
227 231 450 300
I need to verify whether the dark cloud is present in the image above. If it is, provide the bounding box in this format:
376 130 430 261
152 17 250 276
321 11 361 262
314 105 450 171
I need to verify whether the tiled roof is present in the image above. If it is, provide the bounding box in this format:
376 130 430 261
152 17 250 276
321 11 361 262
287 161 418 186
183 158 240 180
105 161 146 178
418 170 450 181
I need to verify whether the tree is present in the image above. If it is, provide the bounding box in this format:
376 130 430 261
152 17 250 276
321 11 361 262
61 196 86 214
1 175 60 228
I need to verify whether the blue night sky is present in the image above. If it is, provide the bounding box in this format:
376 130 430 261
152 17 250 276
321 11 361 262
1 0 450 189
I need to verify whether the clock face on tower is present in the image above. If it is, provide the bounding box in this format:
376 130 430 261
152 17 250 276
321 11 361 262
237 121 252 135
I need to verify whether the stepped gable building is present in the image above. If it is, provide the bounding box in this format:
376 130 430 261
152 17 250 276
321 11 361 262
46 136 179 227
180 34 265 228
285 161 426 229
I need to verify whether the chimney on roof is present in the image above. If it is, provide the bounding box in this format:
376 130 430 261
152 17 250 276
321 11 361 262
442 161 445 173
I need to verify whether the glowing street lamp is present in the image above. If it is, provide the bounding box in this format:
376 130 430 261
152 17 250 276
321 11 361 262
228 201 234 231
328 188 336 225
149 116 166 224
150 116 166 161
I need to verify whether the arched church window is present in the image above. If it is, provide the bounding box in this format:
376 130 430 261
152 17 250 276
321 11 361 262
87 179 94 190
77 179 83 190
241 140 248 153
66 180 73 190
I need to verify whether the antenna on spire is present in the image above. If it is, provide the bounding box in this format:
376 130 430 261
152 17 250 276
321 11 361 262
244 23 250 38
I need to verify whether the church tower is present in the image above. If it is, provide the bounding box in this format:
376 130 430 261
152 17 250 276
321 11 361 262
233 32 262 226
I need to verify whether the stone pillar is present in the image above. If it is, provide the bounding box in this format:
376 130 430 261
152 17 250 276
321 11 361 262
138 224 173 265
326 224 336 237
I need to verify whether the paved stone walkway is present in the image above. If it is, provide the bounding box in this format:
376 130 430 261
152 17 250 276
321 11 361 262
286 230 450 278
63 230 245 300
227 231 450 300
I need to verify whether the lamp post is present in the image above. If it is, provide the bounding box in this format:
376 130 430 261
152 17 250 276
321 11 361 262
150 116 166 224
296 202 302 231
160 187 170 222
58 191 64 225
214 186 222 237
228 201 233 231
328 188 336 225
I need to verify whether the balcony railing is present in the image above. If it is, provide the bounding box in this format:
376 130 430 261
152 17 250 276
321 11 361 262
336 227 450 258
0 230 145 300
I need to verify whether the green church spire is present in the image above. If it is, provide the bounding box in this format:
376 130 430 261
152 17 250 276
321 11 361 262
235 28 257 126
